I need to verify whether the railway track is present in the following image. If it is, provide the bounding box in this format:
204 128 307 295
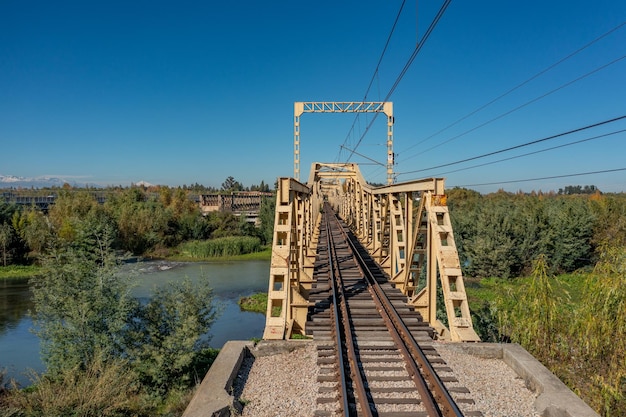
306 204 482 417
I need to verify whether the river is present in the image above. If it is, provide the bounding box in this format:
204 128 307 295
0 259 270 387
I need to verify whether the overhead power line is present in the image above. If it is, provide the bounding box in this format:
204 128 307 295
346 0 452 162
337 0 407 163
399 53 626 163
454 167 626 188
431 128 626 176
397 114 626 176
399 21 626 156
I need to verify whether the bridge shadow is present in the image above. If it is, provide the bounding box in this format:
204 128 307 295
230 352 255 414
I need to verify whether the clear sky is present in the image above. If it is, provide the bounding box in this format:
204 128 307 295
1 1 625 193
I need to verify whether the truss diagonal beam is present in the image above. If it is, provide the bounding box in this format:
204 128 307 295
297 102 390 115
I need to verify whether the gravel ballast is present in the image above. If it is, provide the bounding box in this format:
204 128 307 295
233 341 541 417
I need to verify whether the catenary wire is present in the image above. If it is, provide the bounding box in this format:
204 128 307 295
454 167 626 188
398 21 626 156
337 0 407 163
346 0 452 162
399 54 626 163
428 128 626 177
397 114 626 175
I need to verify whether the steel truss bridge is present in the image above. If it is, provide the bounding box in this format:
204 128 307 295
263 161 480 343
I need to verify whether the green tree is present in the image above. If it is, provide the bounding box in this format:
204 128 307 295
13 208 53 257
28 216 220 406
574 244 626 414
30 223 132 375
107 191 169 254
258 195 276 245
221 176 242 192
463 199 517 278
127 278 218 394
544 198 595 273
0 222 13 266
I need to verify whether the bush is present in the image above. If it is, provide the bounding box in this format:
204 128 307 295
26 221 220 412
127 278 218 395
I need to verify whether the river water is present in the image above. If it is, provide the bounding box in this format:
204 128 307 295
0 260 270 386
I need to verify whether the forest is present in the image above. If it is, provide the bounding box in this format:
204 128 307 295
0 180 275 268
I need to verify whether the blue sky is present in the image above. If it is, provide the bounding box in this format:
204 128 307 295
1 1 625 193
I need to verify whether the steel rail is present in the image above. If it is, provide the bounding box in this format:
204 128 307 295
324 207 373 417
324 221 351 416
337 215 465 417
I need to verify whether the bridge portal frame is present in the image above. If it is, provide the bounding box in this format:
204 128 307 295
263 162 480 342
294 101 394 185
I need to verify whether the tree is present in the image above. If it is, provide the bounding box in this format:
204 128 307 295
221 176 242 192
29 218 219 399
31 223 132 375
13 208 53 258
0 222 13 266
258 195 276 245
127 278 217 394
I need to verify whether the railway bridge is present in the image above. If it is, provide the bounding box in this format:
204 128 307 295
262 162 479 343
184 102 599 417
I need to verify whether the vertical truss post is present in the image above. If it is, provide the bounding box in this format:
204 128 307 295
384 102 394 185
263 178 312 339
294 102 303 181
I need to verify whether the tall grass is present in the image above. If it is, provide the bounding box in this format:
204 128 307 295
179 236 262 259
0 356 142 417
484 247 626 416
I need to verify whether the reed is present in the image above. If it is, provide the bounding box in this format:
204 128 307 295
179 236 262 259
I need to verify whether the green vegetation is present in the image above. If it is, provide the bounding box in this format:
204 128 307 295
0 265 41 280
448 188 626 278
0 213 220 416
448 188 626 416
0 178 276 268
468 248 626 416
238 292 268 314
177 236 263 259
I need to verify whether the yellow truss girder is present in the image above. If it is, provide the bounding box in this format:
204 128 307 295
263 163 480 342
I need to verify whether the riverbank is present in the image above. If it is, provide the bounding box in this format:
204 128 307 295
165 247 271 262
0 248 271 281
0 265 41 280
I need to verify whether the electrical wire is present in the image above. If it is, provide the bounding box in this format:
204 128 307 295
454 167 626 188
346 0 452 162
398 21 626 156
336 0 407 163
397 114 626 175
428 128 626 177
399 53 626 163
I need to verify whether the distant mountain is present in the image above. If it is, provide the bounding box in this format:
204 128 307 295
134 180 155 188
0 174 97 189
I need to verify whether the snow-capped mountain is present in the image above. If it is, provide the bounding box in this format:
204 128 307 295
0 174 91 189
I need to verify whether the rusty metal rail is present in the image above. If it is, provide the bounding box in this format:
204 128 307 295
312 203 476 417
